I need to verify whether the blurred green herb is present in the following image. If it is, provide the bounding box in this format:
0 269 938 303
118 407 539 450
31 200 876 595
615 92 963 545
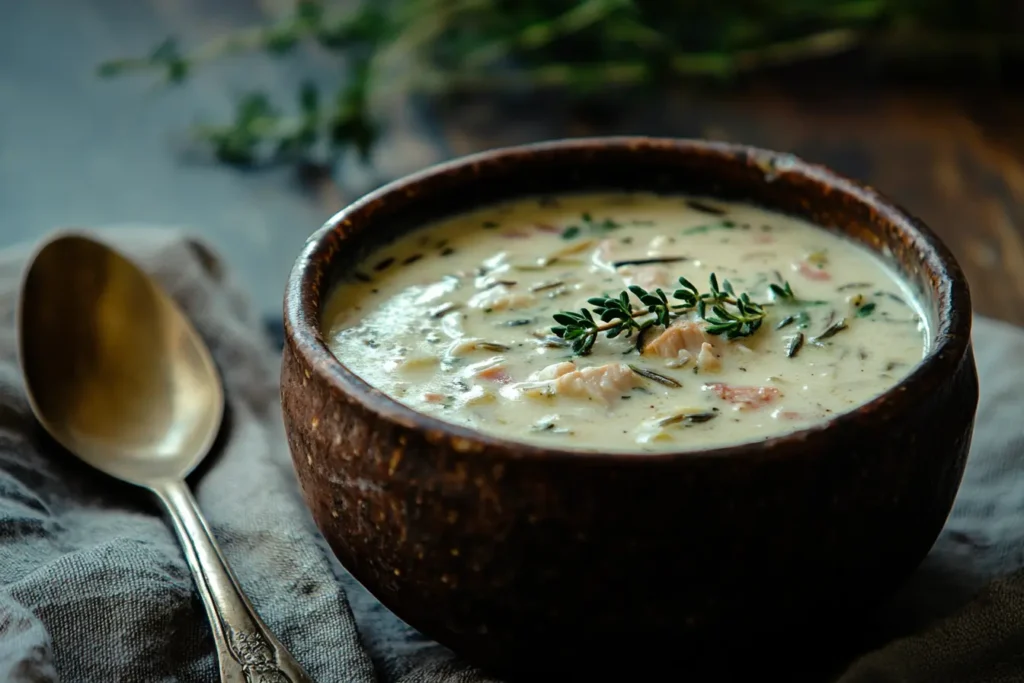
856 301 877 317
97 0 1024 172
561 226 581 240
683 221 736 235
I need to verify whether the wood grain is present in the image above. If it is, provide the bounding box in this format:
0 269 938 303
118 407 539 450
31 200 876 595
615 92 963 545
5 1 1024 326
439 85 1024 326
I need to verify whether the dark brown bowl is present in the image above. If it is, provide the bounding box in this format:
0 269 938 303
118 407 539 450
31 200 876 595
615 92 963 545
281 137 977 675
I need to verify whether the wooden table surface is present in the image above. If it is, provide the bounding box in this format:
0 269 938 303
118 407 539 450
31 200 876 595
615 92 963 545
6 1 1024 327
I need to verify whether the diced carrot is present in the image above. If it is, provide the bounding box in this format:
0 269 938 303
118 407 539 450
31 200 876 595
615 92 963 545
706 383 782 410
797 261 831 281
553 363 639 404
478 366 512 384
422 392 446 403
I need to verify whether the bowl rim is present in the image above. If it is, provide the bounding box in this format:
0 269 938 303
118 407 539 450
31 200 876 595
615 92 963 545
283 135 972 463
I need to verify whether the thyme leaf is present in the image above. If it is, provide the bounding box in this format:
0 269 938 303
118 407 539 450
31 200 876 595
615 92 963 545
770 281 828 306
856 302 877 318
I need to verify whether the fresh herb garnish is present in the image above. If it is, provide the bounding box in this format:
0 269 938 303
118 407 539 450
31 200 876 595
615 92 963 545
563 212 621 239
584 212 620 233
769 281 796 300
769 281 827 306
777 310 812 330
855 302 877 318
682 221 736 235
550 272 779 355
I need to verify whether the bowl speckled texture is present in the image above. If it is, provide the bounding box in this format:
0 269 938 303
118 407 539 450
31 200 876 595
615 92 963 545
280 137 977 675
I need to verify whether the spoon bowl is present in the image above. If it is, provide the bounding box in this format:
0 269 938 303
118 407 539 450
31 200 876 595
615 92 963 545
18 233 222 484
18 232 312 683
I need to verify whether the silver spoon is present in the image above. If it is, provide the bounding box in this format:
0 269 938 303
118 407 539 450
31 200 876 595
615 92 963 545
17 233 312 683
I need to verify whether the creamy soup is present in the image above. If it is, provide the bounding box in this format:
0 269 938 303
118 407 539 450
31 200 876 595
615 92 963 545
322 193 929 452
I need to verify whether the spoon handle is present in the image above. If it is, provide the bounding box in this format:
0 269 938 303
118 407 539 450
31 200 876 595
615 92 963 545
153 479 314 683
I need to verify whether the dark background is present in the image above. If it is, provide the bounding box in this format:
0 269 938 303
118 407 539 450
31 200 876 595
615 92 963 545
6 0 1024 327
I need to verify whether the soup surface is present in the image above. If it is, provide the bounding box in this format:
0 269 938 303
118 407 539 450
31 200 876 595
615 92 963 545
322 193 929 452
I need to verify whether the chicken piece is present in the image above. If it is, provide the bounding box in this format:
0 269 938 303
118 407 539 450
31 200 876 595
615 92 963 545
696 342 721 372
530 361 577 381
383 352 439 373
551 363 640 405
465 357 512 384
665 349 693 369
516 362 639 404
467 285 535 312
643 320 717 359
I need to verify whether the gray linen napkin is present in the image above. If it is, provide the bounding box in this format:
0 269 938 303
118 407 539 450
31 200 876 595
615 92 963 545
1 229 1024 683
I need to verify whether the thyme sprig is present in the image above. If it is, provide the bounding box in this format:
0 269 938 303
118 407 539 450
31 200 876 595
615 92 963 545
769 281 828 306
551 273 775 355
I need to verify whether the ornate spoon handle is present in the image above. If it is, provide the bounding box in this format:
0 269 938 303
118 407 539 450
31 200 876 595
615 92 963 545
153 479 313 683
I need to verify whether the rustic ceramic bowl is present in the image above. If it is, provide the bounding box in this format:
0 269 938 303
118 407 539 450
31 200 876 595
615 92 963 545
281 137 977 675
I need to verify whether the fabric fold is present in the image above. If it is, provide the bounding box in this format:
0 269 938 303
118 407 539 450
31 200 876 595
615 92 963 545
1 229 1023 682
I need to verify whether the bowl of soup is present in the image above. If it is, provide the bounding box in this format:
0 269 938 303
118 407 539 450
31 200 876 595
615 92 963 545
281 137 977 674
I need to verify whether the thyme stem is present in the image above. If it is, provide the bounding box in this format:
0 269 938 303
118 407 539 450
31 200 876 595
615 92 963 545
551 273 786 355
